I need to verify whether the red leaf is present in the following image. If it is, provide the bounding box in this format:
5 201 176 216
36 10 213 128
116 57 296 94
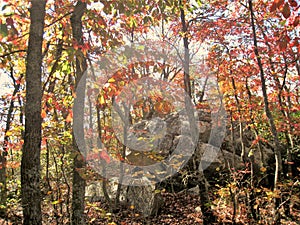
100 150 111 163
293 16 300 27
289 0 298 7
279 38 288 51
86 153 98 161
275 0 284 7
6 18 13 26
250 52 256 59
282 3 291 19
116 153 124 161
270 2 278 12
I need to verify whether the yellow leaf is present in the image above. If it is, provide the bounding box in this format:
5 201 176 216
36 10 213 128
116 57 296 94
5 131 12 136
108 78 115 83
99 95 105 105
248 149 254 157
51 199 63 205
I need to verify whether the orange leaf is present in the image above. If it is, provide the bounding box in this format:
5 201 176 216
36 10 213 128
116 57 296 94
42 138 47 146
41 109 47 119
260 167 267 173
66 111 73 123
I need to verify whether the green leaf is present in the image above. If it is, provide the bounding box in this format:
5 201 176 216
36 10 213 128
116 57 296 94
0 23 8 37
1 4 8 11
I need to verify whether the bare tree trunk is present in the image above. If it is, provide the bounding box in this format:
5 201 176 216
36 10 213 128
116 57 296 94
248 0 282 189
258 23 294 177
180 0 192 98
21 0 46 224
245 78 267 171
179 1 216 224
249 1 282 223
0 72 22 218
231 78 246 162
71 1 87 224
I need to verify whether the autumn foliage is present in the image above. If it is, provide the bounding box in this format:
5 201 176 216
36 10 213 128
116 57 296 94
0 0 299 224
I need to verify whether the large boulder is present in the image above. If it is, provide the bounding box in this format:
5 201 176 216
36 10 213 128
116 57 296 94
85 177 127 203
126 184 164 217
85 178 164 217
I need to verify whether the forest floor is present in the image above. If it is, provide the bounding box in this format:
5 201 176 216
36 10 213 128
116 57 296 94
86 191 300 225
0 189 299 224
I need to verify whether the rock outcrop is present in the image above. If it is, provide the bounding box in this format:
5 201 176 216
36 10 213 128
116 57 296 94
86 109 273 216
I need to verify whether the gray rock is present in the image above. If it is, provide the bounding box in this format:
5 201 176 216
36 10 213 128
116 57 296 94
85 177 127 203
126 184 163 217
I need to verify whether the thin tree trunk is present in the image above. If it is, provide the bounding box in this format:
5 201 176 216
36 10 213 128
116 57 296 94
245 78 267 169
258 23 294 176
21 0 46 224
71 1 87 224
231 78 246 162
249 1 282 223
179 1 216 224
248 0 282 189
45 141 59 224
0 72 22 218
180 0 192 98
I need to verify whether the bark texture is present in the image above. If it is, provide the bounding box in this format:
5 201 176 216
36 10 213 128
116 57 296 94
248 0 282 189
71 1 87 224
21 0 46 224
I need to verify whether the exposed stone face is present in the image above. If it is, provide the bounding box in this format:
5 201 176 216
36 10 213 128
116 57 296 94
126 185 164 217
85 178 127 203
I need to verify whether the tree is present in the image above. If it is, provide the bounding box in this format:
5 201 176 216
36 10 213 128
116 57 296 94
20 0 46 224
70 1 87 224
249 0 283 190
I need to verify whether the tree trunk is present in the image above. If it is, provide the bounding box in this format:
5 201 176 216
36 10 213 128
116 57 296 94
21 0 46 224
231 77 246 162
71 1 87 224
0 72 22 218
180 0 192 98
248 0 282 189
179 1 216 224
249 0 282 223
